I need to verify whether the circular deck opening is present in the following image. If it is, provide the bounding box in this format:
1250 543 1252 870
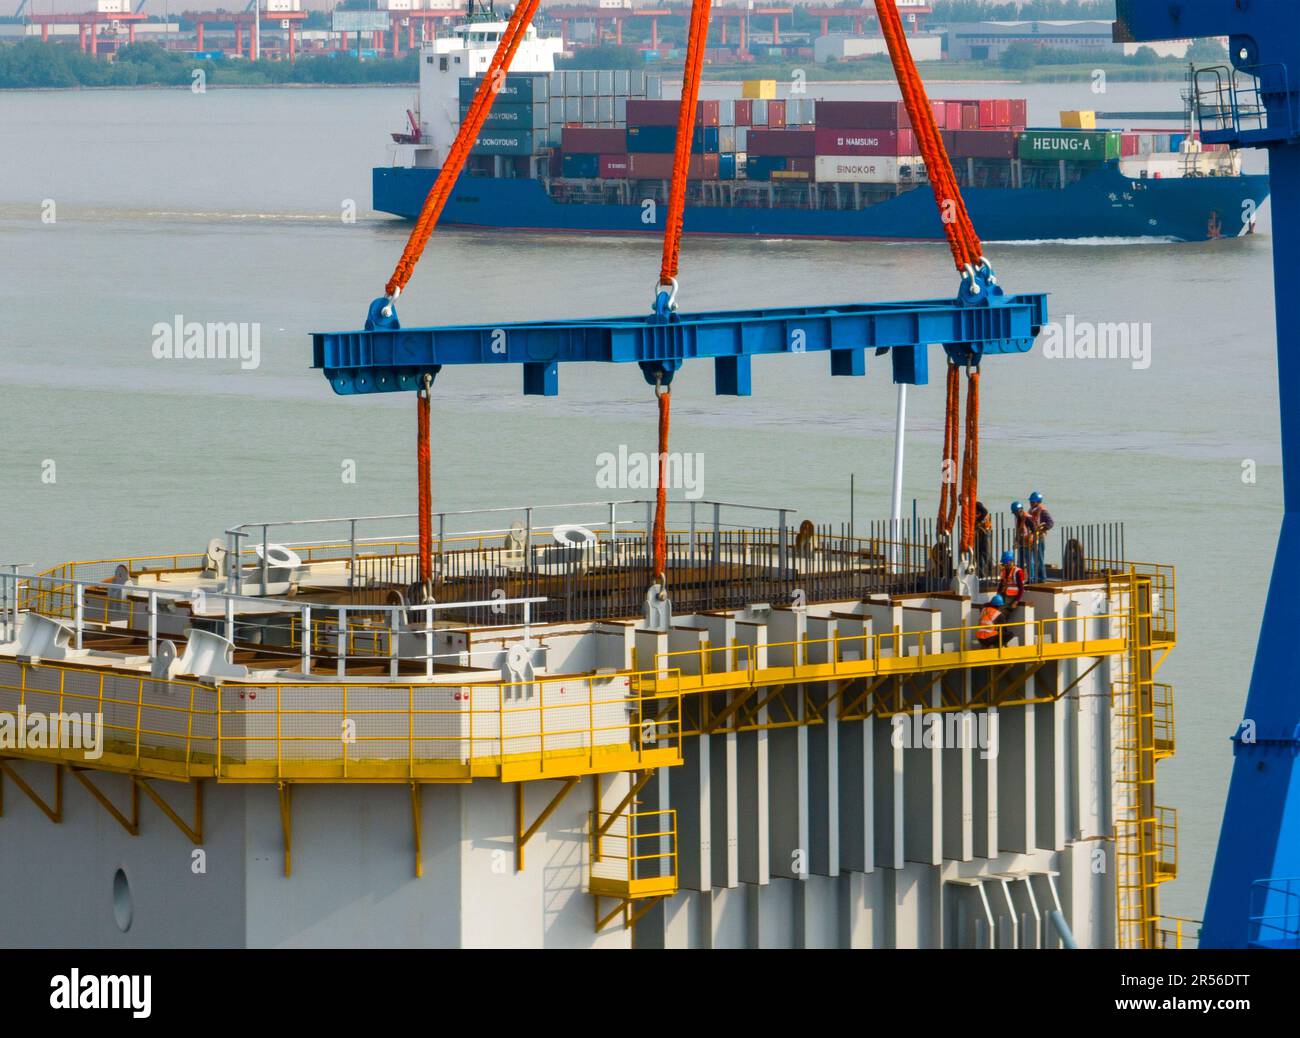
112 868 133 933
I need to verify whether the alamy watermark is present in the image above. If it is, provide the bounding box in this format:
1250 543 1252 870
151 315 261 370
1040 315 1152 370
596 445 705 500
891 705 999 759
0 706 103 759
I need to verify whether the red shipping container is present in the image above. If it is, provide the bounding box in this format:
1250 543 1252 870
945 101 963 131
628 152 719 179
787 157 814 174
815 100 911 130
599 153 631 178
813 128 915 156
747 128 817 157
767 99 786 127
978 100 997 128
562 127 627 153
627 99 721 127
1120 133 1140 157
946 129 1017 160
1009 99 1027 130
993 99 1012 128
931 100 947 129
735 99 753 126
961 101 981 130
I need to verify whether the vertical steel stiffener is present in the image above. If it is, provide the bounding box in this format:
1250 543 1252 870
1116 0 1300 949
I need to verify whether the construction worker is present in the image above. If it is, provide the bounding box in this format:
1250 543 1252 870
975 500 992 576
975 594 1005 649
1011 501 1034 572
1026 490 1054 582
997 550 1026 615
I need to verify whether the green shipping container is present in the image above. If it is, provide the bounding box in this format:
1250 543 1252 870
459 74 548 105
458 102 549 130
472 130 542 156
1017 129 1120 162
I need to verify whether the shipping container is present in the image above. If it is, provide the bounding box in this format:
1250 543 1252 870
460 101 548 130
562 152 600 178
626 99 721 126
563 96 581 122
767 99 786 127
719 125 738 153
787 156 815 174
814 155 920 184
747 128 817 157
813 128 916 156
1018 129 1120 162
1121 133 1140 158
599 153 631 178
961 101 980 130
473 130 543 156
735 99 753 126
1009 99 1027 129
944 101 963 131
561 126 628 153
719 153 737 180
626 124 721 153
946 129 1017 160
752 100 768 125
993 99 1012 128
564 69 582 95
628 152 720 179
1060 110 1097 129
931 100 947 129
459 73 548 105
978 100 997 128
815 100 910 130
742 78 777 99
745 154 787 180
787 98 816 125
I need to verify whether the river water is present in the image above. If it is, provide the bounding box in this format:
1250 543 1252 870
0 80 1281 925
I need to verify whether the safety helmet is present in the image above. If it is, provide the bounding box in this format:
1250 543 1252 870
1001 550 1015 565
990 594 1006 608
1011 500 1023 513
1028 491 1043 504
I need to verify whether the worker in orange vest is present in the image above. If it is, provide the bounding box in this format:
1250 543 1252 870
997 550 1026 615
975 594 1005 649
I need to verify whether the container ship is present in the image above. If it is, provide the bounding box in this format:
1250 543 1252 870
373 21 1268 243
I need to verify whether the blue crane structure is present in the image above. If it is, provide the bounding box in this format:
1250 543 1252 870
1116 0 1300 949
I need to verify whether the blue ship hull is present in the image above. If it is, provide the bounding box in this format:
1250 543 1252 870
373 162 1269 243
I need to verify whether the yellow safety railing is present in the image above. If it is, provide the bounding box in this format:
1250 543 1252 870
651 610 1131 689
1153 682 1176 758
1155 805 1178 881
589 808 678 900
0 658 683 784
1155 916 1200 949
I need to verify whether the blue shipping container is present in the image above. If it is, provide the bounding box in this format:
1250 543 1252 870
745 155 788 181
719 153 737 180
562 153 600 178
626 125 721 154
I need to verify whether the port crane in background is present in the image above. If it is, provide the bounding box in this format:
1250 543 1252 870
23 2 147 54
1115 0 1300 949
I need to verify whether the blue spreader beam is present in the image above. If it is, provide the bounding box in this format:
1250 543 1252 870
312 290 1047 397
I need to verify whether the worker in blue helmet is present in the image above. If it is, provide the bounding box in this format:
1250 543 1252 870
976 593 1006 649
997 549 1026 616
1011 500 1034 574
1025 491 1054 583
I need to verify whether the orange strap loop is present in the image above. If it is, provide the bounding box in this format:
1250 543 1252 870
385 0 543 299
417 384 433 583
959 368 980 558
658 0 713 285
653 387 671 579
873 0 982 273
937 362 960 536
